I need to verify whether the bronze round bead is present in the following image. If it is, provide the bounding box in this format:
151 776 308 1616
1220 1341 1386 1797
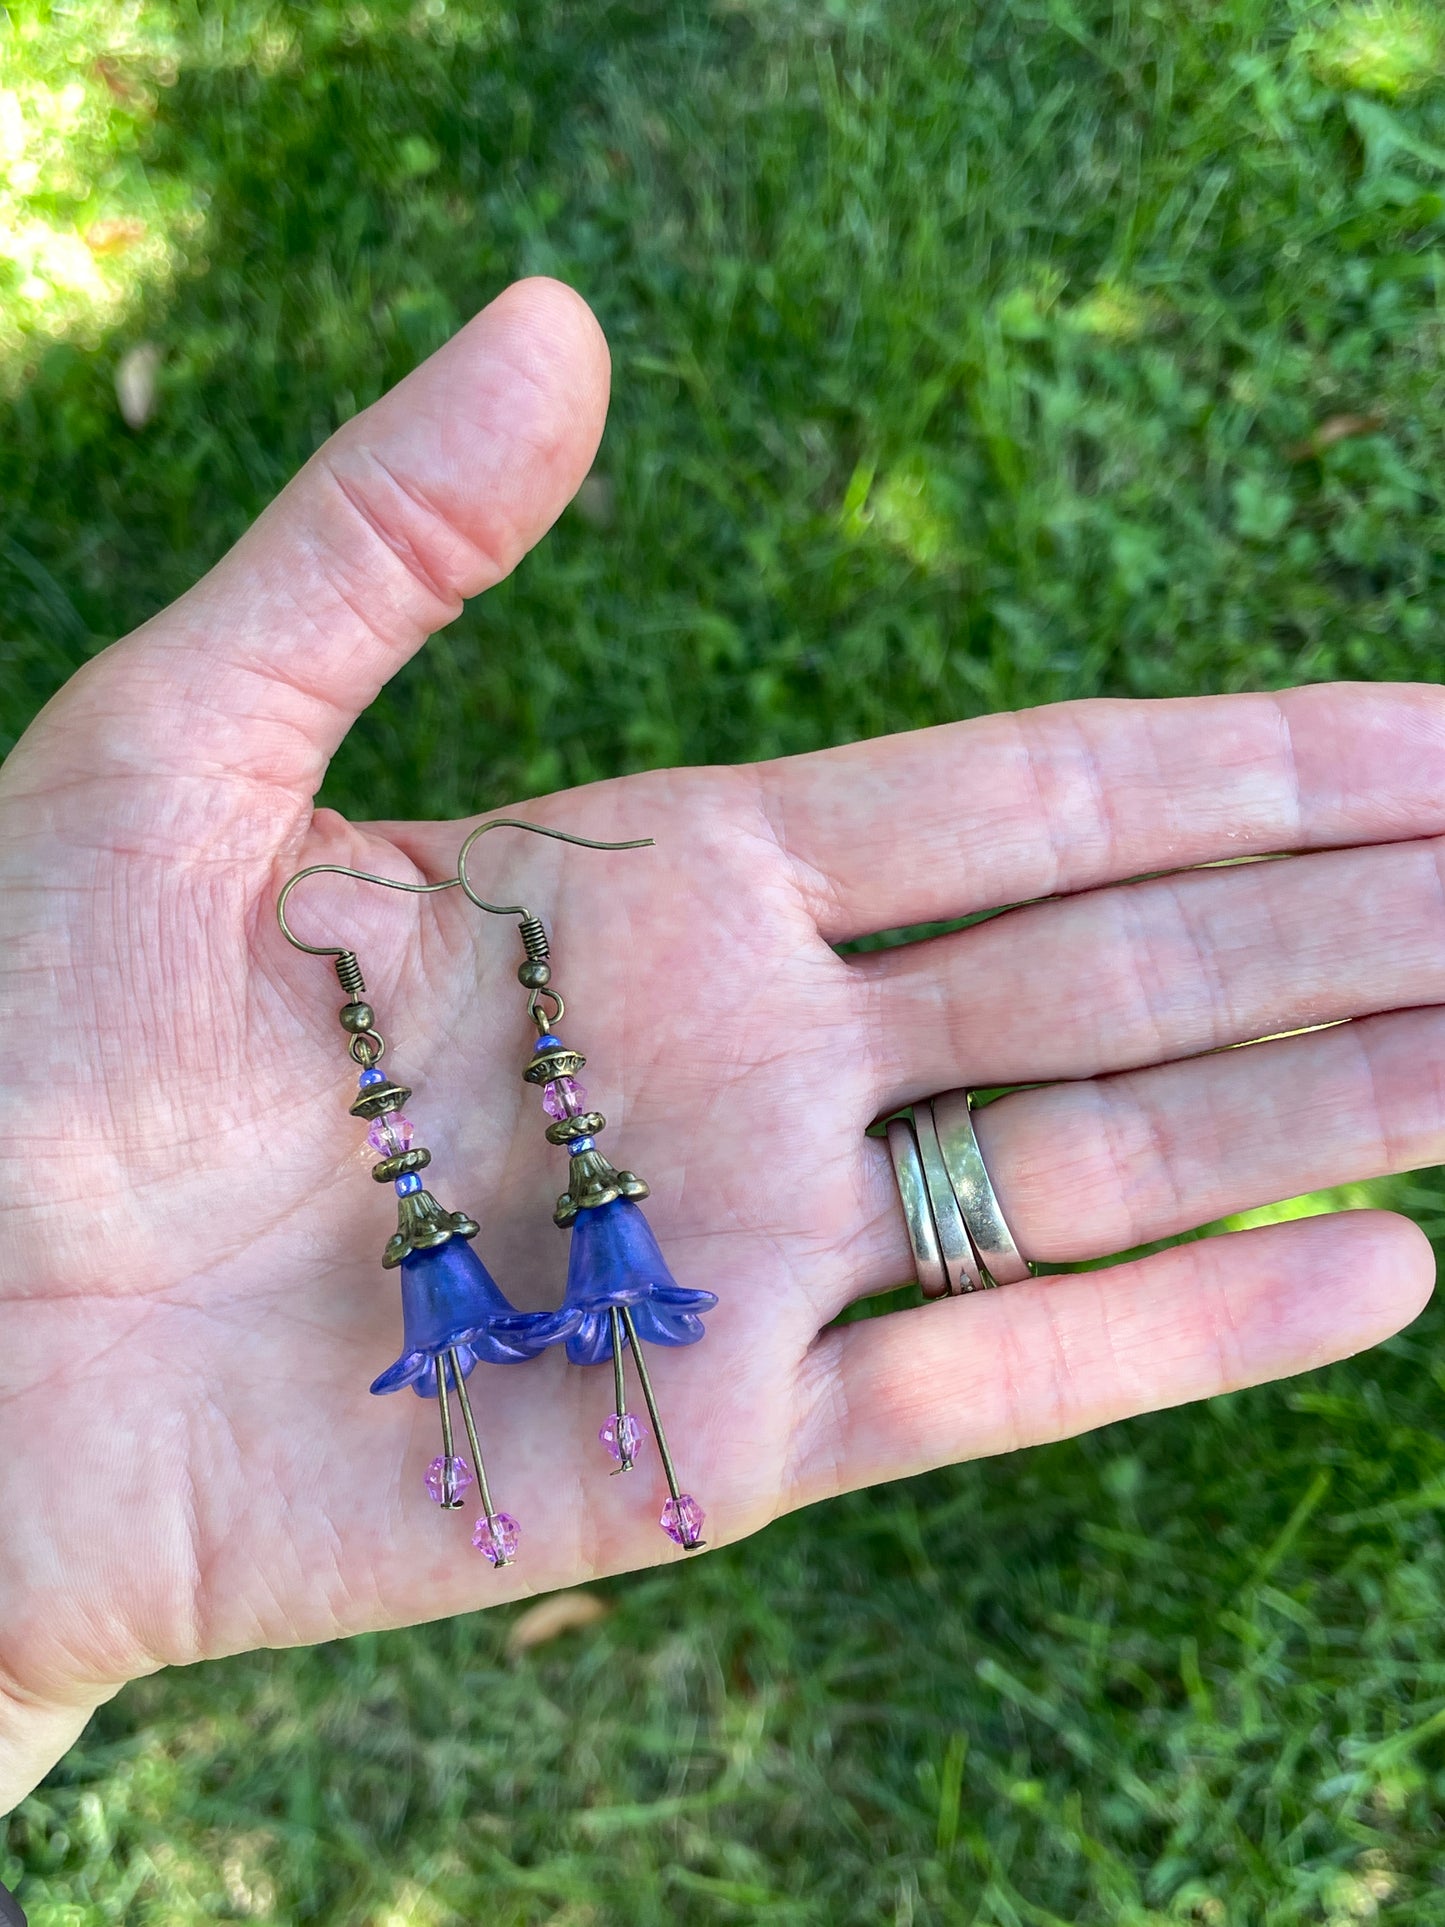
339 1001 375 1033
517 959 552 989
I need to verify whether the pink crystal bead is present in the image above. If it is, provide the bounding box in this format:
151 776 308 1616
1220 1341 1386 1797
542 1076 587 1120
473 1512 521 1565
367 1112 415 1156
600 1412 645 1464
661 1495 705 1547
424 1454 473 1507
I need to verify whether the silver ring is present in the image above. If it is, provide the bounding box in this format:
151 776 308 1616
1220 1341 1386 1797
929 1089 1032 1285
911 1103 987 1293
885 1118 948 1300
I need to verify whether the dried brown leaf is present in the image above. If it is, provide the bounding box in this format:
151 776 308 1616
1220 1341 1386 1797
1285 412 1384 461
506 1589 610 1657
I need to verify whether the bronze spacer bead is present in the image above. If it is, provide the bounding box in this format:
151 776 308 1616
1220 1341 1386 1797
517 959 552 989
545 1111 606 1145
339 1001 375 1033
371 1147 432 1183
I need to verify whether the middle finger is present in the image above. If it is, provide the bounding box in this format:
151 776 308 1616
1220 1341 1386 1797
858 834 1445 1099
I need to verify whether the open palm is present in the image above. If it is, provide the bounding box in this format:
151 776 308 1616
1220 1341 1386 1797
2 278 1440 1810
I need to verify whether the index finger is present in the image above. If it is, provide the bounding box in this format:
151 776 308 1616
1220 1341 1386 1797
757 684 1445 942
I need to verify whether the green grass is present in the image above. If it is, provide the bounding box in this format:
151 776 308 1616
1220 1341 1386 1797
5 0 1445 1919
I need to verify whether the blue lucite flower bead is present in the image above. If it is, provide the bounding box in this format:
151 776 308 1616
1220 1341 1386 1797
552 1195 717 1367
370 1238 576 1398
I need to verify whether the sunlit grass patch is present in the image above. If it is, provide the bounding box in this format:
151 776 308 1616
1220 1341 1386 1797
1219 1175 1409 1233
0 6 198 367
0 1 505 379
1067 283 1159 343
841 454 965 573
1306 1 1445 98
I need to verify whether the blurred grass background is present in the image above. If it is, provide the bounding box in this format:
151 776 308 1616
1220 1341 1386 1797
4 0 1445 1920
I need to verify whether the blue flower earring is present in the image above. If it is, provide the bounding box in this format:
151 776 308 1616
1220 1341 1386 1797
456 819 718 1551
276 862 573 1568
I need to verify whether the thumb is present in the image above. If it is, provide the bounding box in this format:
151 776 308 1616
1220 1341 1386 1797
9 277 609 802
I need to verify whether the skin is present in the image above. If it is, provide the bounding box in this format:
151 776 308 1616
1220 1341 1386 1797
0 276 1440 1812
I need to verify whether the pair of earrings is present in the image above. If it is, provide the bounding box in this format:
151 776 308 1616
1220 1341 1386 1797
276 819 716 1569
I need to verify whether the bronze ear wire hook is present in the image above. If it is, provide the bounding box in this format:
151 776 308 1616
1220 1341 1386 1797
454 817 655 915
279 827 654 950
276 826 654 1037
276 862 462 1023
454 818 655 1033
453 818 656 920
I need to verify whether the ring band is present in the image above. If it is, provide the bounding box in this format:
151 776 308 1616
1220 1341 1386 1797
885 1118 948 1300
929 1089 1032 1286
911 1102 987 1294
883 1092 1032 1295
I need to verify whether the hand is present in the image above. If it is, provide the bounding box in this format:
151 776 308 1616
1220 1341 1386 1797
0 277 1438 1811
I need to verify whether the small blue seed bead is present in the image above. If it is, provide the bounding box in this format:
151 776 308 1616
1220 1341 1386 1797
394 1172 423 1196
358 1066 387 1089
533 1033 561 1052
567 1136 597 1156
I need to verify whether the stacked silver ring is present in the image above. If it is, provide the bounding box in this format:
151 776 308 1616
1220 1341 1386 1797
884 1090 1032 1297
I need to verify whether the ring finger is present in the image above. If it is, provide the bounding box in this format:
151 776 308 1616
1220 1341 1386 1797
849 1002 1445 1299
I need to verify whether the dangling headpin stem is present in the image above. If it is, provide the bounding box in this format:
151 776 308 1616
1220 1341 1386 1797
447 1346 517 1560
605 1307 639 1473
456 818 716 1552
433 1357 463 1507
619 1305 697 1536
